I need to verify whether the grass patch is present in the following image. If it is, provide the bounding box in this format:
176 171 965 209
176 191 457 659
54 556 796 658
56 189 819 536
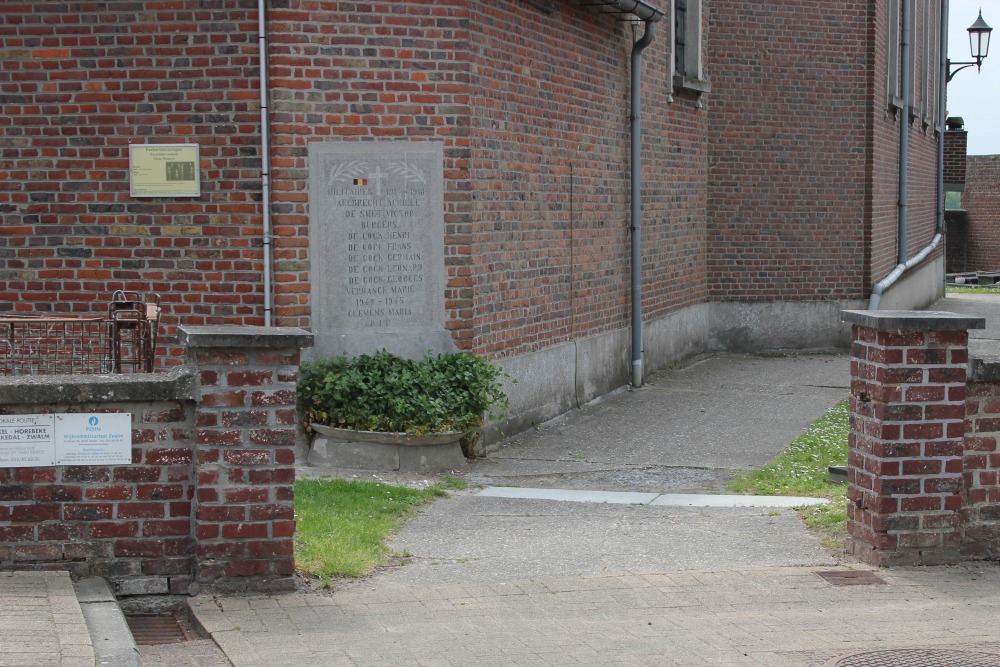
294 478 455 584
727 400 850 553
946 285 1000 294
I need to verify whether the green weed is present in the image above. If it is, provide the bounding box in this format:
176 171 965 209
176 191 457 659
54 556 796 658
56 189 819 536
727 400 850 552
294 478 452 583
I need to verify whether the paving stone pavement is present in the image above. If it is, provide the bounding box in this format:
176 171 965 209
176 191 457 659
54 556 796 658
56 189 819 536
189 564 1000 666
0 571 94 667
189 341 1000 666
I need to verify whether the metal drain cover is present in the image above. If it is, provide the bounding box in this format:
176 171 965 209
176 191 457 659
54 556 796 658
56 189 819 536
827 648 1000 666
125 614 195 645
815 570 886 586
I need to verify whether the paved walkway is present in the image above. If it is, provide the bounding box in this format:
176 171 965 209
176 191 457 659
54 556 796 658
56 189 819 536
0 571 93 667
4 293 1000 666
191 564 1000 666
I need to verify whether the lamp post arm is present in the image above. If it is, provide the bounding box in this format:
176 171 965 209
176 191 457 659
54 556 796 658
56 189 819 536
947 59 982 82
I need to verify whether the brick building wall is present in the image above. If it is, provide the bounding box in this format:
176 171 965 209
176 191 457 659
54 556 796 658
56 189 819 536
706 1 869 301
964 155 1000 272
265 0 475 345
705 1 942 303
943 119 968 188
0 1 949 432
0 1 268 366
467 2 708 357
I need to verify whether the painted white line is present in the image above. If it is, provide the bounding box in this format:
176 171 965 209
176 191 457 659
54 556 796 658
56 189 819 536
476 487 659 505
476 487 829 508
650 494 828 508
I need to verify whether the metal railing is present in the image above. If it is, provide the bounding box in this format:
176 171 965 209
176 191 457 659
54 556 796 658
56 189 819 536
0 292 161 376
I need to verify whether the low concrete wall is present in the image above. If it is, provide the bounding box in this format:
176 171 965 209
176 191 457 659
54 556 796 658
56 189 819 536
872 254 946 312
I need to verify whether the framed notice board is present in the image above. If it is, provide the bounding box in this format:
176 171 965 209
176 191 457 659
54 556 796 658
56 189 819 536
129 143 201 197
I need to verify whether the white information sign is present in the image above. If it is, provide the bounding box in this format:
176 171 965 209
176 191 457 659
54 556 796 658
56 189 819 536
55 414 132 465
0 415 55 466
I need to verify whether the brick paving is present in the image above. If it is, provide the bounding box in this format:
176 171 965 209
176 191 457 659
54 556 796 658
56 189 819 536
190 564 1000 666
0 571 93 667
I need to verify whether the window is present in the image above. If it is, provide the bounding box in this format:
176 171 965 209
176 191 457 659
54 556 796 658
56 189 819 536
672 0 710 94
925 0 941 129
887 0 902 109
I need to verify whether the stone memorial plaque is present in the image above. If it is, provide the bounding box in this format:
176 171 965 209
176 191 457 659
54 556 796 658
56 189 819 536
309 142 453 358
0 414 55 467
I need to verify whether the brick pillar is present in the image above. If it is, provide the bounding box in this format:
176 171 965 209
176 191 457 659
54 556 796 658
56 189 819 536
843 310 984 566
961 355 1000 559
178 326 313 592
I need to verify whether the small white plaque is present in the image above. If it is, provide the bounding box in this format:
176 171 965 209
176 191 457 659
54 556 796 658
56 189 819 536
55 414 132 465
0 414 55 466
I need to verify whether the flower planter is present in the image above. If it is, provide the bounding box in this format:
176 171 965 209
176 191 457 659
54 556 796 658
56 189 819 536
307 424 467 472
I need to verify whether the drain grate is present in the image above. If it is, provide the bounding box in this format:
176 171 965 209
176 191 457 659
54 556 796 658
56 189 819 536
827 648 1000 666
125 614 196 645
815 570 886 586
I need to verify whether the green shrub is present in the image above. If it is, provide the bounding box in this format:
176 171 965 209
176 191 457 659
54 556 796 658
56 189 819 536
298 350 511 436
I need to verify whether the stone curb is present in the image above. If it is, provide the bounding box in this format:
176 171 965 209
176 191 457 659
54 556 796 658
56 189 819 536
74 577 141 667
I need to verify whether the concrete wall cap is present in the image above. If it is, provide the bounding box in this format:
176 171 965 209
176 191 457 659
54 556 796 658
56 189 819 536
841 309 986 331
0 365 196 405
177 325 314 349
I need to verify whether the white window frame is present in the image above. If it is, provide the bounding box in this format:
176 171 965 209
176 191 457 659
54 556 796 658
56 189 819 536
887 0 903 110
671 0 710 94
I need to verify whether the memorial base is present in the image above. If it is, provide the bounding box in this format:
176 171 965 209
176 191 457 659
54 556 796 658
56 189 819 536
306 425 467 473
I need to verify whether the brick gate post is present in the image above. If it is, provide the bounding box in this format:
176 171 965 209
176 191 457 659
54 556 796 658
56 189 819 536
178 326 313 592
842 310 984 566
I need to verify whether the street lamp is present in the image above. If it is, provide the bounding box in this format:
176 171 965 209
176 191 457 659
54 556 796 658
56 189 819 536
948 10 992 82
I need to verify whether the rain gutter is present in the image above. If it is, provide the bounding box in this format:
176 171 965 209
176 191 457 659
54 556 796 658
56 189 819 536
257 0 274 326
869 0 944 310
592 0 664 387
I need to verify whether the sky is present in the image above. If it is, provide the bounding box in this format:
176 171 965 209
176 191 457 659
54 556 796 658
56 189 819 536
947 0 1000 155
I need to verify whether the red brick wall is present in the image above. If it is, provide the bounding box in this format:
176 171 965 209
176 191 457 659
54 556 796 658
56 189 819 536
944 124 968 187
0 327 308 593
0 0 948 370
468 2 708 356
877 0 942 283
847 322 967 566
706 1 870 301
0 1 267 366
705 1 941 302
846 312 1000 564
962 380 1000 559
0 402 196 589
265 0 475 347
964 155 1000 272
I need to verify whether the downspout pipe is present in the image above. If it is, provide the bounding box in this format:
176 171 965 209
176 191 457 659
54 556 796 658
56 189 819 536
258 0 274 326
897 0 911 268
629 16 659 388
869 0 944 310
936 0 949 238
